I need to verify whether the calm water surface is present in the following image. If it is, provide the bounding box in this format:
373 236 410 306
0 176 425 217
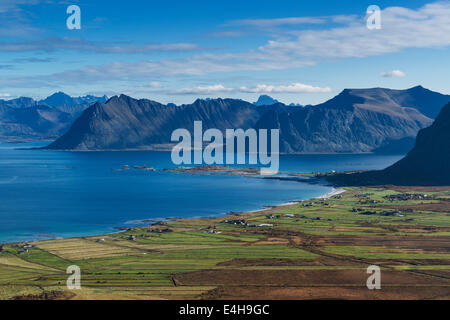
0 141 403 243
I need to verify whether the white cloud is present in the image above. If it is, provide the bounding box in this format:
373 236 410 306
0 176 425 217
239 83 331 94
260 2 450 59
381 70 406 78
162 83 330 95
0 37 200 53
173 84 233 95
0 0 40 13
0 0 77 13
230 17 326 27
1 2 450 89
0 93 13 100
0 0 45 37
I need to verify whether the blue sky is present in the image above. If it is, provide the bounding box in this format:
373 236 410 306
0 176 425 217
0 0 449 105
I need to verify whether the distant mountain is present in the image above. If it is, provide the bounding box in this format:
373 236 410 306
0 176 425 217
254 95 279 106
394 85 450 119
46 96 267 150
39 92 77 108
325 86 449 119
39 92 107 108
46 86 445 152
253 95 304 107
0 105 73 140
39 92 107 118
0 97 37 109
0 92 107 141
327 102 450 185
254 87 434 153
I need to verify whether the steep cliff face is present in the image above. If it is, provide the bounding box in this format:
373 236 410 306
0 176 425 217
45 87 448 153
327 102 450 186
381 102 450 185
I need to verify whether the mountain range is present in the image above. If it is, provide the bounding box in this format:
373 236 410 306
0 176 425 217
45 86 450 153
327 101 450 185
0 92 107 140
46 96 267 150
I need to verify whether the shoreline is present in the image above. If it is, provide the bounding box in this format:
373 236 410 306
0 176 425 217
245 187 345 213
3 182 449 300
321 187 346 199
2 185 342 245
5 140 384 155
1 140 353 245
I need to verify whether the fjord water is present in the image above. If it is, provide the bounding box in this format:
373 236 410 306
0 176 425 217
0 142 403 243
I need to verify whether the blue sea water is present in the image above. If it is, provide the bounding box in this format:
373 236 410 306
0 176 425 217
0 141 403 243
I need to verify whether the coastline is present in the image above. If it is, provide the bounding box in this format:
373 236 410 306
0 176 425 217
2 140 363 245
3 183 449 301
321 187 346 199
14 140 378 155
3 184 342 245
246 187 345 213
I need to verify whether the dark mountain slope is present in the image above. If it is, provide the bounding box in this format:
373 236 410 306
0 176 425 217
327 86 450 119
393 85 450 119
44 87 445 152
255 88 433 153
46 87 435 152
382 101 450 184
328 102 450 186
46 96 266 150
